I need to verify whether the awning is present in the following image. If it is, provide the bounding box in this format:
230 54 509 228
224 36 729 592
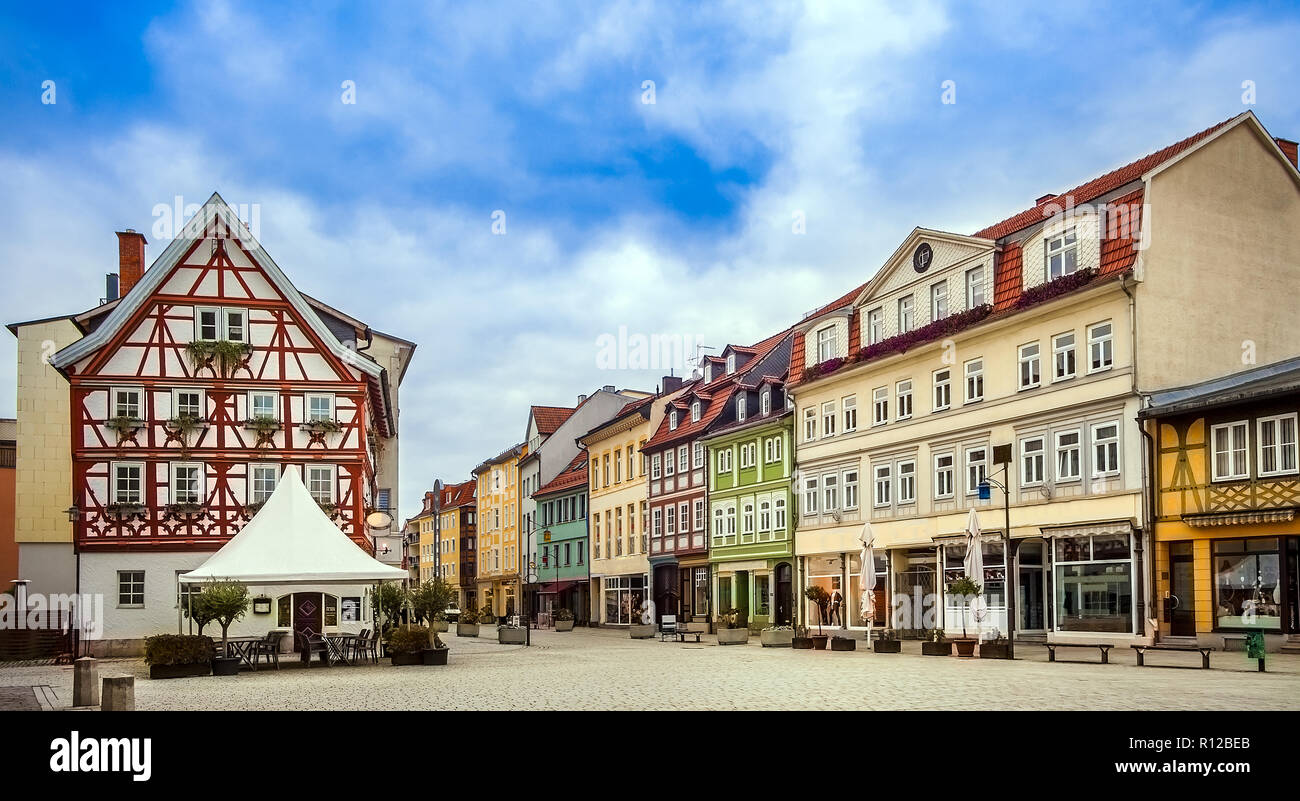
1183 509 1295 528
537 580 582 595
1038 520 1135 540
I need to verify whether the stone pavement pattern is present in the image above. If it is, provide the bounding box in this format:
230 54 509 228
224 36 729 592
2 627 1297 711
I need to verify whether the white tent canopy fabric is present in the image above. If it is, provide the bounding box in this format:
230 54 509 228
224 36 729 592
179 467 407 585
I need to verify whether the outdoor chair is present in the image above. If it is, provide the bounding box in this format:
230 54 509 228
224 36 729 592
353 630 379 664
303 634 330 666
659 615 678 641
252 631 280 671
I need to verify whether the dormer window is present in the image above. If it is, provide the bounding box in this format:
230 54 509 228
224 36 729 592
760 390 771 416
704 364 713 383
816 326 836 363
898 296 915 333
690 401 701 422
670 410 678 430
737 395 747 422
1046 228 1079 280
726 354 736 374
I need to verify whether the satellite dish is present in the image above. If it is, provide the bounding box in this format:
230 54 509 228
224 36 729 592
366 510 393 530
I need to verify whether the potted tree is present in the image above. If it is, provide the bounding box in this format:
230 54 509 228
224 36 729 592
373 582 409 639
423 632 449 666
200 580 250 676
628 601 656 639
554 608 575 632
922 628 951 656
478 604 497 627
803 586 832 649
144 634 214 679
947 575 982 657
411 578 456 633
385 625 428 666
760 625 794 647
872 628 901 653
456 606 481 637
716 608 749 645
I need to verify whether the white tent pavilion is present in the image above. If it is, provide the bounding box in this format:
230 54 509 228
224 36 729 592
180 467 407 586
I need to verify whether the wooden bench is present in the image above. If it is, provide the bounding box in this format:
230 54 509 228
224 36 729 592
1045 642 1115 664
673 631 703 643
1131 643 1215 669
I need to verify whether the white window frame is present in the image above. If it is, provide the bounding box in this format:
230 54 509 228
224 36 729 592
1055 429 1082 482
966 266 985 308
873 464 892 508
694 499 706 531
693 442 705 469
1087 321 1113 374
934 453 955 499
664 449 676 477
1020 436 1046 486
898 295 914 333
1045 227 1079 280
679 502 691 534
678 445 689 473
843 395 858 433
669 410 678 430
1052 332 1076 382
803 407 817 442
737 394 747 422
111 387 143 421
896 380 913 421
305 393 335 424
821 401 836 438
867 307 884 345
804 477 819 515
897 459 917 505
117 570 145 608
249 391 279 421
931 281 948 320
171 388 205 420
760 390 771 416
1091 422 1121 478
170 462 204 505
816 326 836 364
306 464 337 504
726 354 737 374
872 387 888 427
933 369 951 412
964 359 984 404
774 497 787 530
965 447 988 496
690 401 701 423
1210 421 1249 482
1018 342 1041 390
111 462 145 505
223 308 248 343
651 453 662 480
843 469 859 510
195 306 221 342
248 463 280 504
1258 413 1299 478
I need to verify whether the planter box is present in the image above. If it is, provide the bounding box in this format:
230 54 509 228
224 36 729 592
422 647 449 666
717 628 750 645
831 637 857 651
498 628 526 645
430 620 449 633
629 624 657 639
953 638 977 657
390 651 422 666
761 629 794 648
212 656 241 676
872 639 901 654
555 619 575 632
456 623 480 638
979 642 1011 660
810 635 829 650
149 662 211 680
792 636 815 650
922 641 952 656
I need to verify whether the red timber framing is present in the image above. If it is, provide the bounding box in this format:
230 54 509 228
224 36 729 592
63 208 380 553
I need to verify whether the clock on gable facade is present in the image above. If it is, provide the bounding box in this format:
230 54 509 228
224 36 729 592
912 243 933 274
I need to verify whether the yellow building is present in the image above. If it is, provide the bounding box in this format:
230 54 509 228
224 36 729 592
577 380 689 626
1141 360 1300 652
473 444 523 618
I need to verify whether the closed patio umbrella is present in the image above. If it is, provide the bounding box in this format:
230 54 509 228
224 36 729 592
859 522 875 641
963 507 985 639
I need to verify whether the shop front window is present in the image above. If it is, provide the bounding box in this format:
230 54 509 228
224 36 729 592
756 574 771 617
604 575 646 624
806 556 846 628
1053 533 1132 633
1213 538 1282 631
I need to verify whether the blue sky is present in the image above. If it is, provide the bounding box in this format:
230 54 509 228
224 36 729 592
3 0 1299 519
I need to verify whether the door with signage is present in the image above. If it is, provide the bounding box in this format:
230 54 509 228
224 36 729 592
292 593 323 658
1169 543 1196 637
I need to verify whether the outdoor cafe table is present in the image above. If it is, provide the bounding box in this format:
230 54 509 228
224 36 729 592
321 632 355 666
219 636 263 669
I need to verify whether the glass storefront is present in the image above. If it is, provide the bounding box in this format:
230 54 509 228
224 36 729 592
603 575 647 624
806 556 846 628
1053 532 1133 633
1213 538 1282 631
942 540 1006 634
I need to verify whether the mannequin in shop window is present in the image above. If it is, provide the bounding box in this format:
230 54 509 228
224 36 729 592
830 586 843 627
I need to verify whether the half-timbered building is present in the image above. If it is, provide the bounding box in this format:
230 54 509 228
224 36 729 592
39 194 414 649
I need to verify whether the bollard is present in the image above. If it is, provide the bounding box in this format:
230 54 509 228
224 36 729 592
73 657 99 708
101 676 135 711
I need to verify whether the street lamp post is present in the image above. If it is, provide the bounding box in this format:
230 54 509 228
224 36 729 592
978 466 1017 661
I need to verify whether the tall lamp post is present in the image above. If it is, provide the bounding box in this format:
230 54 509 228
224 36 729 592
977 464 1017 660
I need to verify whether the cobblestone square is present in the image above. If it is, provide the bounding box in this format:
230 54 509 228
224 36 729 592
3 627 1298 711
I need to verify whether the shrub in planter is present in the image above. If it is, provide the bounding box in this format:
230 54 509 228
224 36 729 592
478 604 497 626
423 633 449 666
627 601 656 639
198 580 250 676
922 630 951 656
831 635 857 651
554 608 575 632
716 608 750 645
498 625 526 644
456 607 480 637
760 626 795 648
979 638 1011 660
144 634 214 679
386 625 429 666
872 629 901 653
792 626 815 649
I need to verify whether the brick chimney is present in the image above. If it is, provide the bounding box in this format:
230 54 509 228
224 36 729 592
1035 193 1058 207
1275 137 1298 169
661 375 684 394
116 229 148 296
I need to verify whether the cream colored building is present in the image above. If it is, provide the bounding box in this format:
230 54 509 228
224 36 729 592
578 379 688 626
789 111 1300 645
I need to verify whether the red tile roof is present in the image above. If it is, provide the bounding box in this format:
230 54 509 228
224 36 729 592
972 116 1236 241
992 241 1023 312
534 452 589 497
531 405 577 435
440 479 476 509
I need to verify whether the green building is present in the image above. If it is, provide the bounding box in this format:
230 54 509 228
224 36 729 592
702 334 796 631
533 453 591 624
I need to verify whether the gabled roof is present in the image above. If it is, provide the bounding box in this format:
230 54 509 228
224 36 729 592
531 405 577 436
440 480 477 510
49 193 385 383
534 452 589 498
472 443 524 475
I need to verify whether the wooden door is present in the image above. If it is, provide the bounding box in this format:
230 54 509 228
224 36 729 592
1169 544 1195 637
774 562 793 625
292 592 323 656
